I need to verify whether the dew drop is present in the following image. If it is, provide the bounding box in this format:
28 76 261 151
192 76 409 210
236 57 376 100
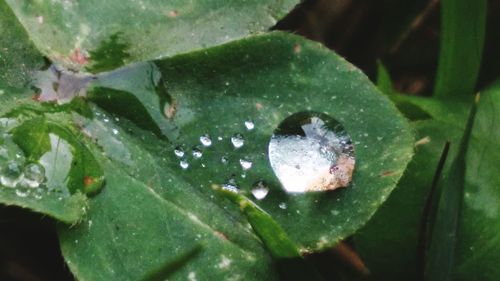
0 161 23 188
251 181 269 200
222 177 239 193
199 134 212 147
23 163 45 188
231 133 245 148
221 156 229 164
239 159 253 170
112 128 119 135
244 120 255 131
174 146 185 158
192 147 203 159
268 112 355 193
180 160 189 169
279 202 287 209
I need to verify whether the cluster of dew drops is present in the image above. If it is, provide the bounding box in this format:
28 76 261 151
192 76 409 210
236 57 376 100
0 141 48 200
172 119 270 201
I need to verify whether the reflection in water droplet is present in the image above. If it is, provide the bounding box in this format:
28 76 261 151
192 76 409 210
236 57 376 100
221 156 229 164
23 163 45 188
192 148 203 159
0 161 23 188
174 146 185 158
15 189 29 198
222 176 239 193
200 134 212 147
180 160 189 169
251 181 269 200
279 202 287 209
244 120 255 131
268 112 355 193
239 159 253 170
231 133 244 148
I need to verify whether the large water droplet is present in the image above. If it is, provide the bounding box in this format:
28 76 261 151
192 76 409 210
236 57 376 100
231 133 244 149
199 134 212 147
0 161 23 188
268 112 355 193
23 163 46 188
251 181 269 200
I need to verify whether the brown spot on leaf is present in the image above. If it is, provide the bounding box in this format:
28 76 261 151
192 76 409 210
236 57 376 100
69 48 89 65
83 176 95 187
214 231 228 241
255 103 263 110
415 136 431 147
293 43 302 54
164 101 177 119
168 10 179 17
381 171 397 177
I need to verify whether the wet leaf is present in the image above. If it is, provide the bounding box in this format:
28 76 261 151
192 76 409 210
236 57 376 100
85 32 414 252
5 0 299 71
59 111 280 281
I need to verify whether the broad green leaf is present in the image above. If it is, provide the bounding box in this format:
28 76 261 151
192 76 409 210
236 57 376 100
354 120 463 281
84 32 414 251
454 81 500 281
0 0 44 91
59 110 281 281
434 0 487 99
5 0 299 71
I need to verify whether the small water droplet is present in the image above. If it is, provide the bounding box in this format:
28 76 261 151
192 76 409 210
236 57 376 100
244 120 255 131
112 128 119 135
0 161 23 188
279 202 287 209
221 156 229 164
251 181 269 200
103 117 109 123
180 160 189 169
239 159 253 170
174 146 185 158
199 134 212 147
268 112 355 193
231 133 244 149
222 176 239 193
23 163 45 188
192 147 203 159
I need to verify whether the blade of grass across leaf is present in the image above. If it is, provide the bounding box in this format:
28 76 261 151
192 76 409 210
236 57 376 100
453 81 500 281
424 95 478 281
434 0 487 99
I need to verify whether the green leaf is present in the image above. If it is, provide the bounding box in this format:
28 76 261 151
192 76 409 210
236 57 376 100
0 0 45 90
59 110 281 281
434 0 487 99
5 0 299 71
85 32 414 251
424 98 476 281
354 120 463 281
454 81 500 281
